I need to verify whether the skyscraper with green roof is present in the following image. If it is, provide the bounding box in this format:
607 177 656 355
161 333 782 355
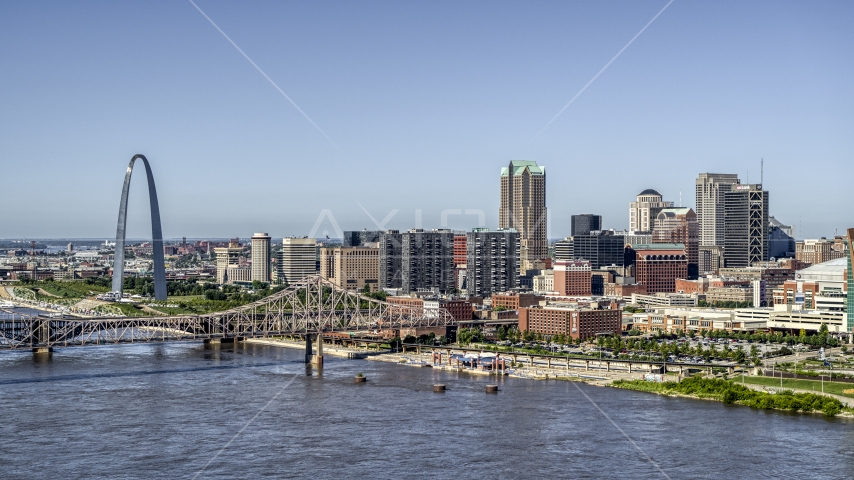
500 160 547 269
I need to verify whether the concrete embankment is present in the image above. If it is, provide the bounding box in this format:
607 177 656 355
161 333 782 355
243 338 388 359
243 339 664 386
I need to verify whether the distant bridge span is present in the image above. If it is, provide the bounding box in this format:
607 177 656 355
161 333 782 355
0 276 455 351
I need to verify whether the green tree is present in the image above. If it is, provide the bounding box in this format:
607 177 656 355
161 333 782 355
497 326 508 341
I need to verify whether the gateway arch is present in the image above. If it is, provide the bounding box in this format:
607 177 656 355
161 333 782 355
111 154 167 300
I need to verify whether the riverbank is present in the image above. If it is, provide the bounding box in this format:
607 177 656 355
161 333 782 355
612 377 850 417
245 338 852 418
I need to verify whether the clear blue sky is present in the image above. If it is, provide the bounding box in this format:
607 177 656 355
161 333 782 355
1 0 851 240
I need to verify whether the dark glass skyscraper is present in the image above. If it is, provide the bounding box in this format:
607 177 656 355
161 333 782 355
571 214 602 236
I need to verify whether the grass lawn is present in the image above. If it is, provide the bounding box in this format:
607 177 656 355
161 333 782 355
39 281 109 298
739 375 854 398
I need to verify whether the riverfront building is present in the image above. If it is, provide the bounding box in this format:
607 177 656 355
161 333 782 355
519 305 621 340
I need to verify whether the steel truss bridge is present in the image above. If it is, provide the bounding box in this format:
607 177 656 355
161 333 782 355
0 276 456 351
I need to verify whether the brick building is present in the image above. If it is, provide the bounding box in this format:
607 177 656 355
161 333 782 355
629 244 688 294
453 234 467 265
519 306 621 340
491 292 541 311
553 260 592 296
386 296 472 321
653 207 699 278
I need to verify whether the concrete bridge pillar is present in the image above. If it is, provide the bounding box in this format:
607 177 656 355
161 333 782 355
305 335 313 364
628 362 632 373
606 361 610 372
547 356 551 368
311 334 324 367
585 360 589 371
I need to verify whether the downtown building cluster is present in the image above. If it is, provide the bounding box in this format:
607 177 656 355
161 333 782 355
21 159 847 340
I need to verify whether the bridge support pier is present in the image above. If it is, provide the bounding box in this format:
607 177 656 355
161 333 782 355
311 334 324 367
204 338 221 345
305 335 313 364
32 347 52 355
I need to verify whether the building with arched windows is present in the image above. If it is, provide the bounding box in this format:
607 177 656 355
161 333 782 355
628 243 688 294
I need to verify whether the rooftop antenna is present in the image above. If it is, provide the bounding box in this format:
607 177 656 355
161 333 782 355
679 190 682 207
761 158 764 186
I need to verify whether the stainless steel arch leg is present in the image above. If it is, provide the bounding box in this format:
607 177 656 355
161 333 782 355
111 154 167 300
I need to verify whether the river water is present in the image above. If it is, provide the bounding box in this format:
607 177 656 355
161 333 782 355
1 342 852 479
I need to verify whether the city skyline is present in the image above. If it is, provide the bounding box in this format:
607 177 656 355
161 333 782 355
1 1 852 239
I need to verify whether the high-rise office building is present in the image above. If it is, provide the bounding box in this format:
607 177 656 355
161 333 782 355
319 245 380 292
343 230 383 247
500 160 547 265
629 189 673 233
768 217 795 259
557 231 626 268
696 173 740 247
554 238 573 261
653 208 698 278
379 229 455 293
250 232 271 282
278 237 317 284
723 184 769 268
571 214 601 236
465 228 519 297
